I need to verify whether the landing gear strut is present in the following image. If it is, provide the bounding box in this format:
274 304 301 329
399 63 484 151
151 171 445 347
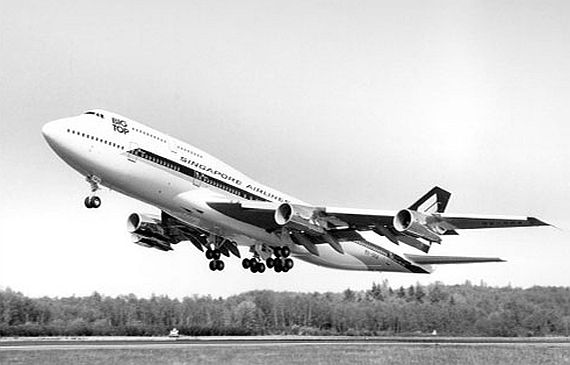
84 175 102 209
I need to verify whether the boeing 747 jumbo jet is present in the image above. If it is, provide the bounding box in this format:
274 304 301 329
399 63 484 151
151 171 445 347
42 110 549 274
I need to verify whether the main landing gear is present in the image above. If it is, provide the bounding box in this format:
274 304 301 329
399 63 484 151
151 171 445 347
84 175 102 209
242 246 294 274
267 246 294 273
242 257 266 273
206 248 225 271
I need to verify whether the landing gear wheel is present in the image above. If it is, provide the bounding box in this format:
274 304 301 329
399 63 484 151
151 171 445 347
250 263 258 273
212 250 221 260
215 260 225 271
266 257 274 268
209 260 217 271
274 265 282 273
281 246 291 258
284 258 294 269
274 247 282 258
206 249 214 260
242 258 251 269
257 263 266 273
282 266 290 273
84 197 92 209
90 196 101 208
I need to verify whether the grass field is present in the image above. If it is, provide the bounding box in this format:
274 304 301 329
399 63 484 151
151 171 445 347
2 344 570 365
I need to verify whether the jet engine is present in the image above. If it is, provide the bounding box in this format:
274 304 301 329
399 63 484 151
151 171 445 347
393 209 444 243
274 203 325 236
127 213 173 251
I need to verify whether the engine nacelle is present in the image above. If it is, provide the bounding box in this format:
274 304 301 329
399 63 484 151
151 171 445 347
274 203 325 236
393 209 443 243
127 213 173 250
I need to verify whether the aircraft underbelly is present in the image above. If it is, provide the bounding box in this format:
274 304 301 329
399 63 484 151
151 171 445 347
293 242 411 272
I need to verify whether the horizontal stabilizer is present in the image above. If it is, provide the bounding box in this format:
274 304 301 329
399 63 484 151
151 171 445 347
405 254 505 265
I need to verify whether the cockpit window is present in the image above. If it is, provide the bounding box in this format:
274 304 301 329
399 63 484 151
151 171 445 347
84 111 104 119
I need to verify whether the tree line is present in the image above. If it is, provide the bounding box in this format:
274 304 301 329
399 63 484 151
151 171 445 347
1 281 569 337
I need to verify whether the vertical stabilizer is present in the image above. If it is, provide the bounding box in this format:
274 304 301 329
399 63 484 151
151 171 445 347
409 186 451 213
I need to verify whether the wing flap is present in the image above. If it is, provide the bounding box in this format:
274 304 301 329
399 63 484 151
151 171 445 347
207 202 280 230
438 214 549 230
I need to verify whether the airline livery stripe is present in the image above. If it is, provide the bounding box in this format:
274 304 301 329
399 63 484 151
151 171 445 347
128 148 270 202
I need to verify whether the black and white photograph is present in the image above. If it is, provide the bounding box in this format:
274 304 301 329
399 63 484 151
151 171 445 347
1 0 569 363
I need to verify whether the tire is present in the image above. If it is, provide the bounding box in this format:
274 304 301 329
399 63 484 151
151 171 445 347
274 259 283 269
282 266 290 273
84 197 92 209
206 250 213 260
281 246 291 258
250 264 258 273
216 260 225 271
274 265 282 273
209 260 217 271
242 258 250 269
90 196 101 208
274 247 282 258
258 263 266 273
266 257 274 268
212 250 221 260
285 258 294 269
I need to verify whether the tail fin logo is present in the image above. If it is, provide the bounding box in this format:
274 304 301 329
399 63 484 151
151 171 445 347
409 186 451 213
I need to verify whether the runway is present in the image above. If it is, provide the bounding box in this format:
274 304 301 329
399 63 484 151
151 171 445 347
2 336 570 351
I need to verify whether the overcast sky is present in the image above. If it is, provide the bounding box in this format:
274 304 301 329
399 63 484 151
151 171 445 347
1 0 568 298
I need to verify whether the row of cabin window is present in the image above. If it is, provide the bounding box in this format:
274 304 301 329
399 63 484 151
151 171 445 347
141 153 181 172
131 127 167 143
176 145 203 159
67 129 125 150
199 174 264 201
135 148 263 201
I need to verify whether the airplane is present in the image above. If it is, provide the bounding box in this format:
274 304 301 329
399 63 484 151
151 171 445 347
42 109 550 274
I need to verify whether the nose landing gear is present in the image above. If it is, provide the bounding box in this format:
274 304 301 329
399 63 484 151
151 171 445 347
84 175 102 209
84 196 101 209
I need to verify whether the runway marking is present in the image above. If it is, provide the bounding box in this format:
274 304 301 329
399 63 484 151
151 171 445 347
2 341 570 351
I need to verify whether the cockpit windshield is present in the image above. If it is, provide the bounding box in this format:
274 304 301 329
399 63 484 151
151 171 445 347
84 111 105 119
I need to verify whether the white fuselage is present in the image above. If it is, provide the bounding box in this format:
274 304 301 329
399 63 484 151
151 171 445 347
42 110 420 273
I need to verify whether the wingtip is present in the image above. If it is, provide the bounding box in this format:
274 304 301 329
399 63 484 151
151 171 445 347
527 217 551 227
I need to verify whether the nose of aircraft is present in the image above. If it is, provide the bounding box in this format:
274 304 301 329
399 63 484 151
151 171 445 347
42 118 68 153
41 120 57 143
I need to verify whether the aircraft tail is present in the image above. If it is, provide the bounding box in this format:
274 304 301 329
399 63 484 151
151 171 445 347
409 186 451 213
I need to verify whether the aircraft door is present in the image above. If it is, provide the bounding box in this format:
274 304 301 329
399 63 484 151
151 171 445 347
169 139 178 154
193 171 201 187
127 142 138 162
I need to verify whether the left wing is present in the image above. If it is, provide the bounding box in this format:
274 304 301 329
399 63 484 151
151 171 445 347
207 186 549 255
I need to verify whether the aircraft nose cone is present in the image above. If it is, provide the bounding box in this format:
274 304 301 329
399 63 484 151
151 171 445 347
42 119 67 153
42 121 57 143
